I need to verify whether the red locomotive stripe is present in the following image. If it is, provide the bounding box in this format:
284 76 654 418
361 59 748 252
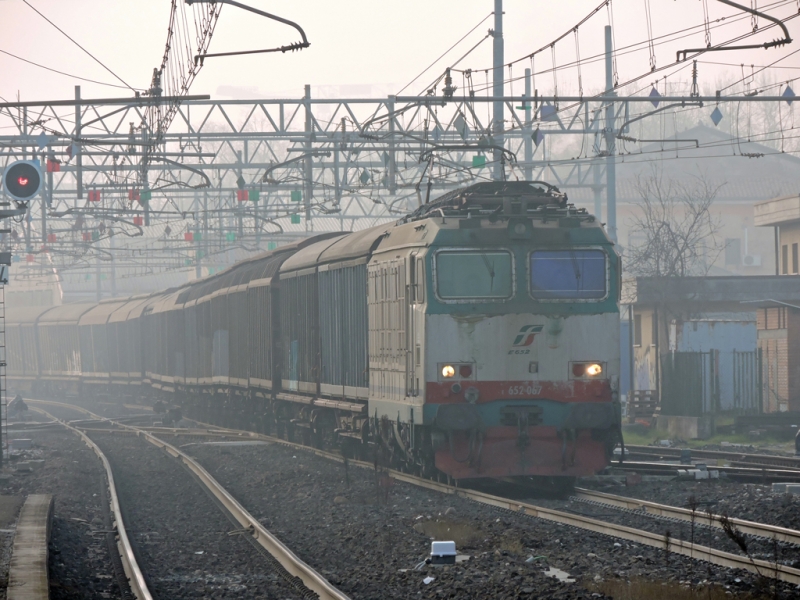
426 379 612 404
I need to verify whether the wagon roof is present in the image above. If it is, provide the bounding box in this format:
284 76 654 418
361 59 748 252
79 298 131 326
37 302 96 325
316 225 389 266
178 233 345 302
107 294 154 324
7 305 56 324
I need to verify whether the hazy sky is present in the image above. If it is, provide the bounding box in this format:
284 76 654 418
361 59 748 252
2 0 800 106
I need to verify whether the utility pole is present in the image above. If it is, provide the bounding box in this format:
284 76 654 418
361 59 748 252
195 189 202 279
304 84 313 230
75 86 83 199
203 189 209 261
492 0 504 181
96 252 102 302
523 68 532 181
388 96 397 194
110 231 116 297
604 25 617 243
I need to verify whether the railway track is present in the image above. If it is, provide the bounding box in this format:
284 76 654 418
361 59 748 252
29 406 151 600
31 398 800 586
625 444 800 471
572 488 800 546
29 399 350 600
610 460 800 483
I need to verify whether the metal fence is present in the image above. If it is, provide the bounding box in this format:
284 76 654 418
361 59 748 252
660 349 762 417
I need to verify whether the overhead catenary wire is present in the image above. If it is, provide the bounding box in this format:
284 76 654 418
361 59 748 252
395 12 493 96
455 0 797 94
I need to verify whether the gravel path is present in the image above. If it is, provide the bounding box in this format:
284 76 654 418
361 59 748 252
167 436 800 599
87 432 307 600
3 420 126 600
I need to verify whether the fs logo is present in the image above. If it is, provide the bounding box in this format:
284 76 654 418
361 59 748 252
512 325 544 347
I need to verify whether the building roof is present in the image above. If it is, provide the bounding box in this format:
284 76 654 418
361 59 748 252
624 275 800 306
754 195 800 227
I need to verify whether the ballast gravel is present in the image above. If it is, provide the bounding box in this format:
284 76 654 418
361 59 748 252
582 478 800 532
87 432 305 600
168 436 799 599
2 422 125 600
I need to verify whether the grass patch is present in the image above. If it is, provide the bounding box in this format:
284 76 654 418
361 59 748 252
621 424 794 452
586 577 765 600
413 519 485 548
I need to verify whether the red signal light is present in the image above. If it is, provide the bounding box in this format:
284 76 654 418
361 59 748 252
572 363 586 378
459 365 473 378
17 177 29 186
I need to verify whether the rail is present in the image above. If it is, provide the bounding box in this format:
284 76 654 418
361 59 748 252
28 399 350 600
612 460 800 483
31 399 800 585
573 488 800 546
29 406 152 600
625 444 800 470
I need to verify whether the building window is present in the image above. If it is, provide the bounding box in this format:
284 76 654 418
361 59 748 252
725 238 741 266
782 244 789 275
793 243 799 275
651 315 658 346
634 314 642 347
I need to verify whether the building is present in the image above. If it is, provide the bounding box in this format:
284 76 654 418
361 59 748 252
754 196 800 412
571 125 800 276
625 276 800 415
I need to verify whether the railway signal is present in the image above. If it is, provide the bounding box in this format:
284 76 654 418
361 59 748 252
2 160 43 204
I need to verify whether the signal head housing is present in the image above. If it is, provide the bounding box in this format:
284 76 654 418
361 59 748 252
3 160 43 203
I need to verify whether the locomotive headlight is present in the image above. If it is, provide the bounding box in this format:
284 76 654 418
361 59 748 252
586 363 603 376
570 361 605 379
442 365 456 378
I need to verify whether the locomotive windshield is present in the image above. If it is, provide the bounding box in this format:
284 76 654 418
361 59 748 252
436 250 513 300
529 249 606 300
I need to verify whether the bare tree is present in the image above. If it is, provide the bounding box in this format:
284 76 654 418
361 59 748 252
624 166 726 277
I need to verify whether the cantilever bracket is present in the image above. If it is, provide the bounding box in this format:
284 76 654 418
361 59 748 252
419 145 517 165
677 0 792 62
261 151 331 183
185 0 310 65
150 156 211 189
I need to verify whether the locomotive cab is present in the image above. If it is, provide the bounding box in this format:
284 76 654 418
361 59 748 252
368 182 621 481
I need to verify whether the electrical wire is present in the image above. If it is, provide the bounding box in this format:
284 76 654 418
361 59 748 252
21 0 136 92
0 49 139 90
396 12 493 95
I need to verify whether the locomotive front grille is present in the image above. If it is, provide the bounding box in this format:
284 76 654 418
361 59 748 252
500 405 543 427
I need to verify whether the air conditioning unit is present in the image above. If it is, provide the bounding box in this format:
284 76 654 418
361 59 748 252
742 254 762 267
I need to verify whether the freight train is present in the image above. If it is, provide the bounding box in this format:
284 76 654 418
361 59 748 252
7 181 622 483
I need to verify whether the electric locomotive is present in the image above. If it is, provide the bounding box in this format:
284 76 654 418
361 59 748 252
365 181 621 481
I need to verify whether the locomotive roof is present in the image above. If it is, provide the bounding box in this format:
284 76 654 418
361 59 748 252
400 181 572 223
